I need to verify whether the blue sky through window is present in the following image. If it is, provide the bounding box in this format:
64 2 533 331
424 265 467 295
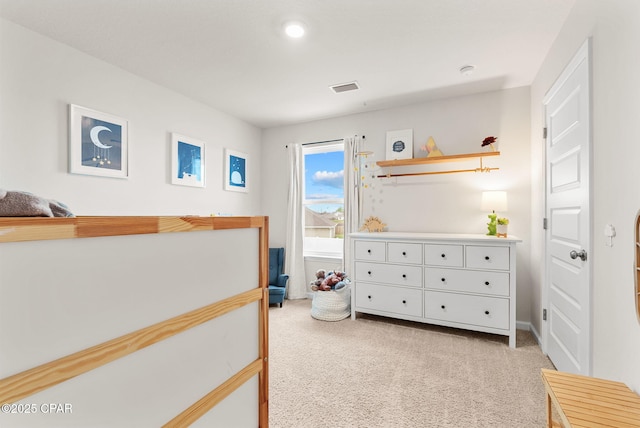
304 150 344 213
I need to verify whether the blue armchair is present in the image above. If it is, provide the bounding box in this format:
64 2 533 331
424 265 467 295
268 247 289 307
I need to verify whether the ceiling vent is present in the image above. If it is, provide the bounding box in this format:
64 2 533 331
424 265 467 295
330 81 359 93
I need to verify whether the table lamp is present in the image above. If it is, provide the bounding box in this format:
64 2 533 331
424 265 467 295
481 191 507 236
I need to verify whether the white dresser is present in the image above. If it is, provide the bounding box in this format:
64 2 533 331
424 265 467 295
350 232 521 348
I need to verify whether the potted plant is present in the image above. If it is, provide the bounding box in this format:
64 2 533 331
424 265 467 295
496 217 509 237
481 136 498 151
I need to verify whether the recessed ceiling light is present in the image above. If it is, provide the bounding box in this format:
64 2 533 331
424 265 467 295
285 22 305 38
460 65 475 76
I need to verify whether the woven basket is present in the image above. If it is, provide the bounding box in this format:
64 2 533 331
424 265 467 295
310 286 351 321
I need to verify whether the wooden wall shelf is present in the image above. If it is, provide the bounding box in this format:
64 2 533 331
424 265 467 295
376 151 499 168
376 151 500 177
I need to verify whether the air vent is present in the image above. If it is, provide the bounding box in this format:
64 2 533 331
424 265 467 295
330 81 359 93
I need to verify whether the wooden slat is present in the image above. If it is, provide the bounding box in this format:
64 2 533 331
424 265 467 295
542 369 640 428
258 216 269 428
0 288 263 404
551 381 637 398
553 390 640 415
163 358 263 427
553 388 640 411
560 402 640 427
212 216 264 230
544 370 633 391
158 216 215 232
76 216 159 237
0 216 266 243
0 218 76 242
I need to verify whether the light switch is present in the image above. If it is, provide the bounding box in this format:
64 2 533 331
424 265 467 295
604 224 616 246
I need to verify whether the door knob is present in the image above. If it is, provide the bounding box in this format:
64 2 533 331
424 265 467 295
569 249 587 261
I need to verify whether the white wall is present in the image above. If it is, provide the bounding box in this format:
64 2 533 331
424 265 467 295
530 0 640 390
261 87 533 324
0 19 262 216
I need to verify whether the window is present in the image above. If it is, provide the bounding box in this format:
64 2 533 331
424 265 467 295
303 141 344 258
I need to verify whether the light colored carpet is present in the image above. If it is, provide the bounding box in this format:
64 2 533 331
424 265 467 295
269 299 555 428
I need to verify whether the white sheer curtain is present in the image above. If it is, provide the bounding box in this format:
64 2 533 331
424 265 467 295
343 136 363 275
284 143 307 299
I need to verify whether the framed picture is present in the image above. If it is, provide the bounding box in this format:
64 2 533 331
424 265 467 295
171 133 206 187
69 104 128 178
385 129 413 160
224 148 248 192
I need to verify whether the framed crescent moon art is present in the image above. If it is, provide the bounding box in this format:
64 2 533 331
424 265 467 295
69 104 128 178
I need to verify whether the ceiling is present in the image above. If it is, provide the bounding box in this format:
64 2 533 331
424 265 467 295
0 0 575 129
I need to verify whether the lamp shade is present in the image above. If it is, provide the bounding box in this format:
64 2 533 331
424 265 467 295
481 191 507 212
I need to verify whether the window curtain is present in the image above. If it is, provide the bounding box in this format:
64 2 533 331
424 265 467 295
343 135 363 275
285 143 307 300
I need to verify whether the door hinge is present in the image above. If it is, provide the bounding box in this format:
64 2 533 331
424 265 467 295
543 218 548 230
543 309 547 321
543 127 548 139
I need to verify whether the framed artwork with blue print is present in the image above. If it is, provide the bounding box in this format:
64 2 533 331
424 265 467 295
171 133 206 188
385 128 413 161
69 104 128 178
224 148 248 193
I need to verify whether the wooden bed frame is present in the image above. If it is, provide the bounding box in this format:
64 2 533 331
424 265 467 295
0 216 270 427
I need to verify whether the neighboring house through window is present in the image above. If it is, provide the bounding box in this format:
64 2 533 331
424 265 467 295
303 141 344 258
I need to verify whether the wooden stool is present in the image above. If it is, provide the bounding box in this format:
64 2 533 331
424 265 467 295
541 368 640 427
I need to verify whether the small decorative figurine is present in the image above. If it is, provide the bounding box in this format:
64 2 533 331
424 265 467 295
360 216 387 232
421 136 444 157
486 212 497 236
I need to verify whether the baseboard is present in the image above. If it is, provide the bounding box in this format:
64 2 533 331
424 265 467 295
529 323 543 346
516 320 531 331
516 321 544 348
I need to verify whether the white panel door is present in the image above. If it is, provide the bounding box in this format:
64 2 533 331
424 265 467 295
543 40 591 375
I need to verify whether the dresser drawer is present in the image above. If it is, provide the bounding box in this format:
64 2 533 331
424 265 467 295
424 268 510 297
355 282 422 317
424 291 509 330
388 242 423 264
465 246 510 270
424 244 464 267
355 262 422 287
354 240 386 261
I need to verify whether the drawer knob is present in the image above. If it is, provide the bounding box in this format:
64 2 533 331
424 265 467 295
441 277 446 282
402 251 407 256
441 305 446 309
367 249 371 254
368 271 372 275
485 256 490 261
485 281 490 286
441 253 446 258
402 274 407 278
368 295 372 299
485 310 490 315
402 300 407 304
